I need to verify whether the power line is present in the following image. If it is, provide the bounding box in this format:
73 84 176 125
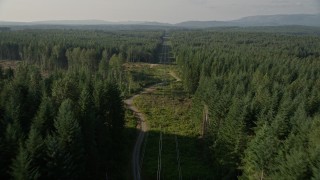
157 129 163 180
175 135 182 180
140 132 149 170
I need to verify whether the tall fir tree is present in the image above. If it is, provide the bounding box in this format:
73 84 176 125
10 144 32 180
241 123 278 180
46 99 84 179
32 96 55 137
78 83 98 178
25 126 46 179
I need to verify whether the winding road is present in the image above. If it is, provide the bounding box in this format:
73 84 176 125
127 31 173 180
124 85 159 180
125 71 180 180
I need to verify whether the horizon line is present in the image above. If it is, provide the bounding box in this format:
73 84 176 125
0 13 319 24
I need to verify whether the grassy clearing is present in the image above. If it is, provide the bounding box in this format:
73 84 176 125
0 60 21 70
123 63 171 97
122 63 170 179
134 67 214 179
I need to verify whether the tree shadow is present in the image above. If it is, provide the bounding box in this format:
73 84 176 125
133 129 215 180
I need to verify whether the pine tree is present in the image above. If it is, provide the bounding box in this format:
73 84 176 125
241 123 278 180
0 122 22 179
55 99 84 178
93 80 111 176
45 134 63 180
78 84 98 178
51 76 79 105
270 137 309 179
98 58 108 79
26 67 42 122
213 98 246 178
105 83 125 134
10 144 32 180
108 54 125 84
46 99 84 179
271 101 291 140
308 116 320 180
25 126 46 179
32 96 55 136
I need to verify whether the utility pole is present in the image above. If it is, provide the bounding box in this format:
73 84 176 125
175 135 182 180
157 128 163 180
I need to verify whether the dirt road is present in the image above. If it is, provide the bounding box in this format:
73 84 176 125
126 32 178 180
169 71 181 82
124 85 159 180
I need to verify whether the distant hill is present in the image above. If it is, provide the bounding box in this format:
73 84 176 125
34 20 115 25
0 14 319 28
175 21 233 28
0 21 28 26
233 14 320 27
0 20 172 27
175 14 320 28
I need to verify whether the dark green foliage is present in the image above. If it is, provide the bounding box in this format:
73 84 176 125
0 122 22 179
32 96 56 136
51 76 79 105
25 127 46 179
92 79 125 178
0 29 163 70
210 98 246 177
104 83 125 133
48 99 84 179
0 61 125 179
45 134 63 180
4 67 14 79
2 27 320 179
241 124 279 179
10 144 32 180
98 54 109 79
77 83 98 178
0 65 3 79
11 127 46 180
308 117 320 179
172 30 320 179
0 29 153 179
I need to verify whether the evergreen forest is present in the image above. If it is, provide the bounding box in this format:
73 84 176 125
0 27 320 179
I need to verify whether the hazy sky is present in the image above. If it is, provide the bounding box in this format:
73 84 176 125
0 0 319 23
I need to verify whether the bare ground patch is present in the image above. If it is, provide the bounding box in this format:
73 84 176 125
0 60 21 70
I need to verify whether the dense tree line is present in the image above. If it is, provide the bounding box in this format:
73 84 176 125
0 29 163 70
0 57 126 179
3 27 320 179
171 30 320 179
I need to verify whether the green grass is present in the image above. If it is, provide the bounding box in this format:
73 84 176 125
121 62 173 179
133 67 215 179
123 63 172 97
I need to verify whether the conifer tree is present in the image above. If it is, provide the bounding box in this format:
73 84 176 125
46 99 84 179
51 76 79 105
10 144 32 180
25 126 46 179
98 58 108 79
214 98 246 176
45 134 62 180
105 83 125 134
242 123 278 180
308 117 320 180
0 122 22 179
78 84 98 178
32 96 55 136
